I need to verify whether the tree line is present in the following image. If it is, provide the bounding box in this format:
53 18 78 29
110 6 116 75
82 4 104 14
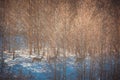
0 0 120 80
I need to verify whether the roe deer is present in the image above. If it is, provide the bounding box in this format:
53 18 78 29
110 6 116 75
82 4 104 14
32 52 45 62
32 57 42 63
75 53 90 63
48 56 57 63
75 57 85 63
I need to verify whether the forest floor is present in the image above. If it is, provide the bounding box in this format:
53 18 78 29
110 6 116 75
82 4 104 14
2 49 118 80
3 50 78 80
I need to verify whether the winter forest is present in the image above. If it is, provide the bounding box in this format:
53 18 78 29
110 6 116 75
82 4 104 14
0 0 120 80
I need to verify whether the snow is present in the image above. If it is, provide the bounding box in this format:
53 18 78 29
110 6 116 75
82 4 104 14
2 49 118 80
3 51 77 80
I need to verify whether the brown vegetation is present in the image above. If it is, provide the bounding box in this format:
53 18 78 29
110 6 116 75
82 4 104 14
0 0 120 80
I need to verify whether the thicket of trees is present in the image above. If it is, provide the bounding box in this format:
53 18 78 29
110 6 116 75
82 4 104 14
0 0 120 80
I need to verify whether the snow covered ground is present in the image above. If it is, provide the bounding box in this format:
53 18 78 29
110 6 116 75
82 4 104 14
3 50 77 80
3 50 118 80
